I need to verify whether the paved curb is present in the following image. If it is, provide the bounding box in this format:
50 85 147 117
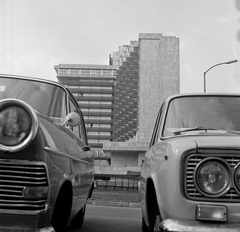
87 201 141 208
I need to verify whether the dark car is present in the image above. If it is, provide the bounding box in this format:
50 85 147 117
0 74 95 232
139 93 240 232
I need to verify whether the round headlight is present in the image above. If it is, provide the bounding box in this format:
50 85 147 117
196 160 230 196
0 106 31 146
0 99 38 152
234 165 240 191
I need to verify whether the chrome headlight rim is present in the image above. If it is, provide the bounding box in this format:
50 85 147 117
234 163 240 193
0 98 38 152
194 157 231 198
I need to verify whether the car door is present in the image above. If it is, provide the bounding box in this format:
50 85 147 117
140 104 164 214
68 95 94 209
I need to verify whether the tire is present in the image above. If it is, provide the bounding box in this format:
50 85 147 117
70 204 86 229
142 216 150 232
51 185 72 232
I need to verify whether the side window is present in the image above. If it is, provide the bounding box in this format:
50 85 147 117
149 104 164 147
68 97 88 145
69 98 81 138
78 110 88 145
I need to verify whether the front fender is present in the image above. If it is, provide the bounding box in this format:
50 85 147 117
144 138 197 221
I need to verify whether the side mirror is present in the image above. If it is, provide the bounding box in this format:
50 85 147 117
62 112 80 127
82 145 91 151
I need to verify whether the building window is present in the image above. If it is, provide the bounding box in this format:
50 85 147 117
102 70 112 76
70 69 79 76
91 69 102 76
59 68 70 76
81 69 90 76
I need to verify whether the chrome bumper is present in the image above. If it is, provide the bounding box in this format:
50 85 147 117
161 219 240 232
39 227 55 232
0 207 54 232
0 226 55 232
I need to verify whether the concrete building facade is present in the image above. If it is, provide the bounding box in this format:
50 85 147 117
138 33 180 142
54 64 118 150
55 33 180 175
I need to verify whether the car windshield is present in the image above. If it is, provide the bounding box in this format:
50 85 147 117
163 96 240 137
0 77 66 119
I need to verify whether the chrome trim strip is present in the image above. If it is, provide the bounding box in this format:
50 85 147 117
0 207 48 215
0 159 50 215
44 146 94 166
39 227 55 232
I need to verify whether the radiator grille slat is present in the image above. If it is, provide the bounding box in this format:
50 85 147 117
185 154 240 202
0 160 48 211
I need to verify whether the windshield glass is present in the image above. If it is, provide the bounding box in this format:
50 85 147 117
163 96 240 137
0 77 66 119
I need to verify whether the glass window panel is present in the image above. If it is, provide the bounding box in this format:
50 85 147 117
70 68 80 76
0 77 66 119
81 69 90 75
59 68 70 76
163 96 240 137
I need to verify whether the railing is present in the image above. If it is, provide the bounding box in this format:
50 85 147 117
94 173 140 190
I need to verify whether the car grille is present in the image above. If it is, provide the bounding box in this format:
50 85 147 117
185 154 240 202
0 160 49 211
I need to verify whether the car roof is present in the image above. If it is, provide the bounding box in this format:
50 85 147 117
165 92 240 103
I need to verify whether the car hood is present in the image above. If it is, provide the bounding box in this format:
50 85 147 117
164 135 240 156
192 135 240 149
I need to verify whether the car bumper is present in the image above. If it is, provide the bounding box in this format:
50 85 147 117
161 219 240 232
0 208 55 232
0 226 55 232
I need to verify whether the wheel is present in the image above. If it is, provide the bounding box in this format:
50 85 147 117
142 216 150 232
70 204 86 229
51 185 72 232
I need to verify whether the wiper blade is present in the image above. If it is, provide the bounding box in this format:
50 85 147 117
172 126 218 135
224 130 240 135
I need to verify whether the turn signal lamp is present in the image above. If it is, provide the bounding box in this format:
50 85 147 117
22 186 50 198
196 204 227 222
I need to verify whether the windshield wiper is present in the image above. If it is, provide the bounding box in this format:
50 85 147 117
172 126 218 135
224 130 240 135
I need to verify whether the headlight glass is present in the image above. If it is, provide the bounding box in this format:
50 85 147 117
0 106 31 146
234 165 240 191
196 160 230 195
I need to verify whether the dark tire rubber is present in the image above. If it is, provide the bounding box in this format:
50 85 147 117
70 204 86 229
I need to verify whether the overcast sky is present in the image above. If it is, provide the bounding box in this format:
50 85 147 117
1 0 240 93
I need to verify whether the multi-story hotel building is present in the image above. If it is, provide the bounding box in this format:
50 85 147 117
55 33 180 171
54 64 118 149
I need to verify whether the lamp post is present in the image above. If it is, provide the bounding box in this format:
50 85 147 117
203 59 238 93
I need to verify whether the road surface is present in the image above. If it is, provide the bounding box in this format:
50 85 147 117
66 204 142 232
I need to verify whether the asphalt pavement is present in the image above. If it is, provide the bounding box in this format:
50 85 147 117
88 189 141 208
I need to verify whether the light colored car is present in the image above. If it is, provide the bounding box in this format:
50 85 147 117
0 74 95 232
139 93 240 232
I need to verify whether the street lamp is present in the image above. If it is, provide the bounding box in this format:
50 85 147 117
203 59 238 92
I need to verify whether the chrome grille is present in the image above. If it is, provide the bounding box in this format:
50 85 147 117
0 160 48 211
185 154 240 202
